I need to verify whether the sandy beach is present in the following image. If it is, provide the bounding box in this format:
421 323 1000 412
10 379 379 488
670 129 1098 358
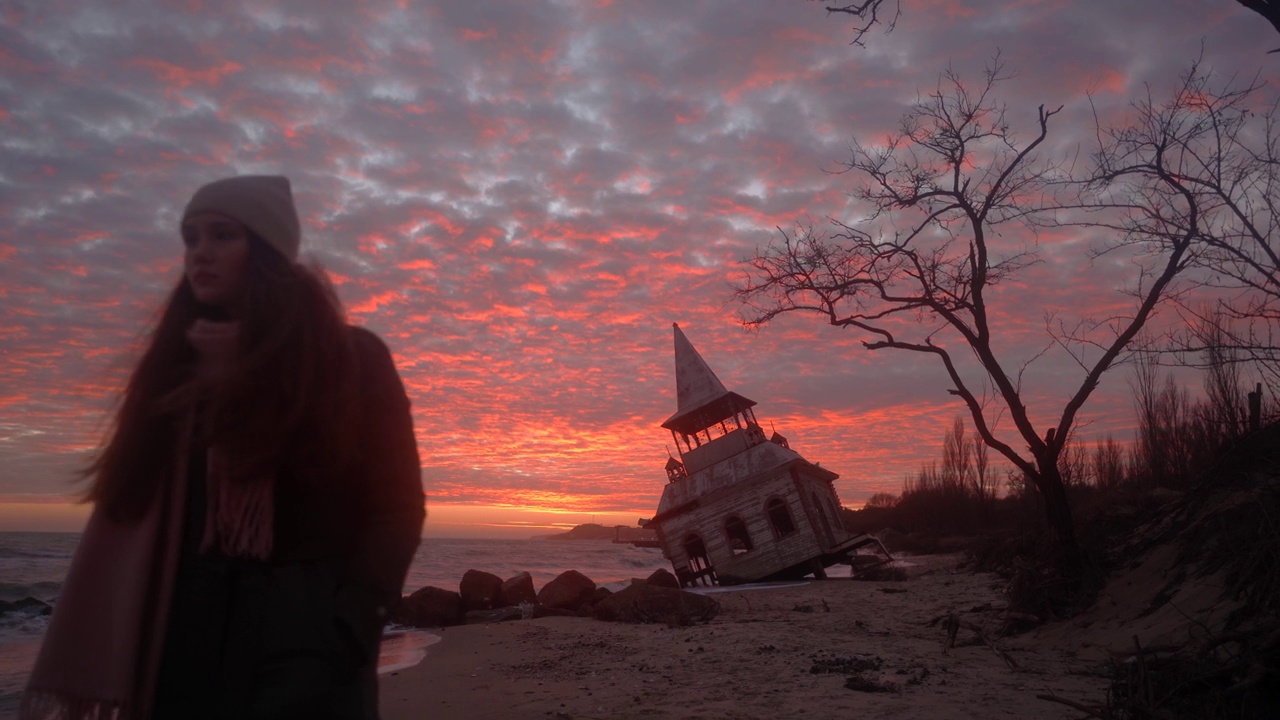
379 555 1114 719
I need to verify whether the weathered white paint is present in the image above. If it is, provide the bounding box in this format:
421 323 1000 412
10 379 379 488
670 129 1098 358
651 325 855 585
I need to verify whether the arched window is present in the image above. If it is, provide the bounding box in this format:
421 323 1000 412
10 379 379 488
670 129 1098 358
678 533 717 587
724 515 753 555
683 534 711 572
766 498 796 538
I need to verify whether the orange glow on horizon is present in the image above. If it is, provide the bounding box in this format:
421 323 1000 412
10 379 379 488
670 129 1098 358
0 500 649 541
425 503 649 538
0 501 93 533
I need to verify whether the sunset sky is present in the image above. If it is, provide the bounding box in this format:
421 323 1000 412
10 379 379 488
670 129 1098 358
1 1 1275 537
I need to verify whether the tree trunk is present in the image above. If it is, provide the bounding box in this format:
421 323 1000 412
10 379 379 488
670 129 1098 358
1032 462 1081 572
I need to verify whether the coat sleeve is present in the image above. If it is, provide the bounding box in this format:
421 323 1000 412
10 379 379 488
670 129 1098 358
334 327 425 662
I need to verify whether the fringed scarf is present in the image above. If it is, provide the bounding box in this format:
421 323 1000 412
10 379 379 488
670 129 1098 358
20 417 191 720
186 320 275 561
21 320 276 719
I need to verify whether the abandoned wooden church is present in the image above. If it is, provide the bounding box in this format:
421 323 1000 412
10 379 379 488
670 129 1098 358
647 324 886 587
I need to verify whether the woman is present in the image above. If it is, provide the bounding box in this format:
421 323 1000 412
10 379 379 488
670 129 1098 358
22 176 425 719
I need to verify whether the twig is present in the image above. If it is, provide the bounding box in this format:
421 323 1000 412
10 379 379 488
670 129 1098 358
933 612 1018 670
940 613 960 651
960 619 1019 670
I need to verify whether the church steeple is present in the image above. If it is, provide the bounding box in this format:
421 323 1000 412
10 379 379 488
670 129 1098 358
662 324 764 471
671 323 731 415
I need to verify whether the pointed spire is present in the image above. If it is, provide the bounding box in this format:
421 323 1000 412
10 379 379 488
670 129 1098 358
672 323 729 414
663 323 756 433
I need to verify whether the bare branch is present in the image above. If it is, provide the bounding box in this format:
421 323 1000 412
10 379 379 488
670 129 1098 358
820 0 901 47
1073 59 1280 392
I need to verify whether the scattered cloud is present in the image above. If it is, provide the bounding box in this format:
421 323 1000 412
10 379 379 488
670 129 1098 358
0 0 1272 531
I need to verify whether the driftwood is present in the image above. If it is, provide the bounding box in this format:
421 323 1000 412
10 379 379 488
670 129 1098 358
929 612 1019 670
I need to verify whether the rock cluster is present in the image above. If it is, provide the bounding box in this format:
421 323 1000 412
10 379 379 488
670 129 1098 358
392 567 718 628
0 597 52 617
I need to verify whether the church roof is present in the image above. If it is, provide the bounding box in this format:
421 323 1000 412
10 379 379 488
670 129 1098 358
662 323 756 434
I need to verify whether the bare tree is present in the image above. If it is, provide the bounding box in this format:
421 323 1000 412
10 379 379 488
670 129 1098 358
900 461 946 533
1091 435 1125 492
1130 352 1201 487
737 59 1199 561
1197 310 1248 439
970 426 993 511
1083 63 1280 395
1130 352 1167 487
1057 437 1090 490
864 491 898 508
940 416 973 491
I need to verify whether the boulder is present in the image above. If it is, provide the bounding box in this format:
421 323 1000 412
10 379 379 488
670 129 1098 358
393 586 464 627
459 569 504 612
536 570 596 612
593 584 720 625
644 568 680 589
581 586 614 615
498 572 537 608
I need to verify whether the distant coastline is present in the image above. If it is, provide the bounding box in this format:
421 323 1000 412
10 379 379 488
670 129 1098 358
536 523 656 543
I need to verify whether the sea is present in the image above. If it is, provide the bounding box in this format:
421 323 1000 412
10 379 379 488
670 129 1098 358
0 531 675 715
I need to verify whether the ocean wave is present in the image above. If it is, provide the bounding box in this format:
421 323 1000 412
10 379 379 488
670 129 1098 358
621 554 664 568
0 547 75 561
0 533 80 560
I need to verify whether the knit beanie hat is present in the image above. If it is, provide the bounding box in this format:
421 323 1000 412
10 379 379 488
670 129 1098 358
182 175 301 261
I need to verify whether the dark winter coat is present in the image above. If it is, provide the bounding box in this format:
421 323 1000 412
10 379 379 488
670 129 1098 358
153 327 424 719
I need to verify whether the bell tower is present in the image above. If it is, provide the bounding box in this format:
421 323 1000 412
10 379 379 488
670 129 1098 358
661 324 767 476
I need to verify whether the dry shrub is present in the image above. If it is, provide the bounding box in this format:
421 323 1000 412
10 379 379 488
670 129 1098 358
1104 633 1280 719
965 530 1108 629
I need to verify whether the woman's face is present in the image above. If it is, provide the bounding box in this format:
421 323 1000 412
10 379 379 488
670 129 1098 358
182 212 251 309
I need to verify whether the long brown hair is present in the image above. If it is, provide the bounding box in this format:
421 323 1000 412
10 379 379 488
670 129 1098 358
86 236 359 521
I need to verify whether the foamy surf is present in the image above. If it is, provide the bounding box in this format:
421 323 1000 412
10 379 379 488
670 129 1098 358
377 629 441 674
